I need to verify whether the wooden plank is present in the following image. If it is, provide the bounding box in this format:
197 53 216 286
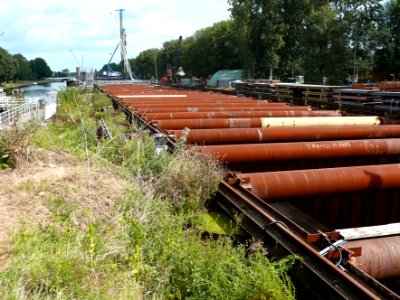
337 223 400 240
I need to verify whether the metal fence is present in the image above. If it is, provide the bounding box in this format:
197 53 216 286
0 100 39 130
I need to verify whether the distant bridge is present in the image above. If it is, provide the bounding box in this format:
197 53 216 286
46 77 76 82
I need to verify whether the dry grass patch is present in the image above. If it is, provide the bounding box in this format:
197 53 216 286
0 148 129 243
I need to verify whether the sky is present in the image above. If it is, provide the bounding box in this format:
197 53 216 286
0 0 231 72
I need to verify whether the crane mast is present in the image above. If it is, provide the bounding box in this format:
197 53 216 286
115 8 133 80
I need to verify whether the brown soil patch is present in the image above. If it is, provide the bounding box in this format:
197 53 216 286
0 149 128 243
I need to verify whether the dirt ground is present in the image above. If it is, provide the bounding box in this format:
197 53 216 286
0 149 128 243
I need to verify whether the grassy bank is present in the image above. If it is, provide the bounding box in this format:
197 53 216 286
0 87 296 299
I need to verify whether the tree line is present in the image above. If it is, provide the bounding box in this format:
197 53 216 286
129 0 400 85
0 47 52 84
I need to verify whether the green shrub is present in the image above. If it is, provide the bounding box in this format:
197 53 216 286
139 212 296 299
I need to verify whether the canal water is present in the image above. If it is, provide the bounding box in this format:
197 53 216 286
21 81 66 99
21 81 66 121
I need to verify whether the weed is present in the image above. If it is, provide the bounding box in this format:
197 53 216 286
0 122 38 169
154 148 223 212
0 87 297 299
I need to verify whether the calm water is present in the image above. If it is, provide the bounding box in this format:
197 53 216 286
21 81 66 99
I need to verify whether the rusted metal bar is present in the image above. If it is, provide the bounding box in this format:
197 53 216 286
195 139 400 163
236 163 400 200
153 116 380 131
143 110 340 120
169 125 400 144
344 236 400 280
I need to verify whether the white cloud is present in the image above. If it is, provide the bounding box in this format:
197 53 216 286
0 0 230 71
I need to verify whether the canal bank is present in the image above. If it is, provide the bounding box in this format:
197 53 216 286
0 80 53 94
0 81 65 130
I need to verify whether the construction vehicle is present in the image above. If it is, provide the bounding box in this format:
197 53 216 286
160 36 185 84
98 9 134 80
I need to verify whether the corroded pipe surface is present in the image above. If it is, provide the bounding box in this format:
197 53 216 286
344 236 400 280
126 102 290 109
237 164 400 200
143 110 340 120
120 99 260 104
170 125 400 144
195 139 400 163
154 116 380 131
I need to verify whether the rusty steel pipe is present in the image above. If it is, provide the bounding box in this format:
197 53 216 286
153 116 380 131
258 116 380 127
195 139 400 163
143 110 340 120
169 125 400 144
344 236 400 280
134 106 311 113
153 118 265 130
236 163 400 200
126 102 290 109
120 100 258 105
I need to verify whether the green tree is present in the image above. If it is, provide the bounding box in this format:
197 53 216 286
0 47 17 83
134 48 161 79
276 0 310 79
374 0 400 80
159 38 182 77
335 0 383 82
301 2 351 84
30 57 52 80
13 54 32 81
182 20 241 77
229 0 285 78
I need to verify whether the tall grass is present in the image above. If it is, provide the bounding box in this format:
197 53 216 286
0 87 297 299
0 122 38 169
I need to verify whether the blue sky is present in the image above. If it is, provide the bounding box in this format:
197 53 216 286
0 0 230 72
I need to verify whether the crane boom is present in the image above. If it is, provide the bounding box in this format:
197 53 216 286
69 49 81 67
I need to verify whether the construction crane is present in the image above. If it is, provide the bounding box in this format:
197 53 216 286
69 49 84 80
162 36 185 84
103 9 134 80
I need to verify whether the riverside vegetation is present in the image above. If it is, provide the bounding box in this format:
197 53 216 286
0 87 296 299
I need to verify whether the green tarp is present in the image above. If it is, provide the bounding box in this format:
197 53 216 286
208 69 243 87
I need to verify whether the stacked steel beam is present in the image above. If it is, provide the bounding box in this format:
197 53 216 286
99 83 400 298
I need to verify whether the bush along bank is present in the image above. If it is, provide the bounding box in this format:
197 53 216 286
0 87 297 299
